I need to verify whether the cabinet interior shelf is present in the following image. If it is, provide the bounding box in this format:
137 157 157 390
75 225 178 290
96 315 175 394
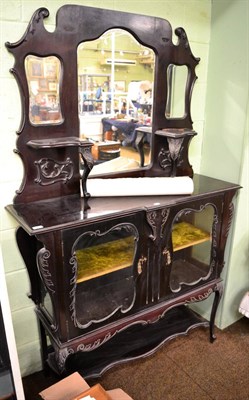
173 222 210 251
76 236 134 283
76 222 210 283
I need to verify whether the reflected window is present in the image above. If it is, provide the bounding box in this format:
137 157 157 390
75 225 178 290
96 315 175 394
77 29 154 118
25 55 62 125
166 64 188 118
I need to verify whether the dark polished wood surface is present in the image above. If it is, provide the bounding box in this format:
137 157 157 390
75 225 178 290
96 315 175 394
6 174 240 235
5 4 200 205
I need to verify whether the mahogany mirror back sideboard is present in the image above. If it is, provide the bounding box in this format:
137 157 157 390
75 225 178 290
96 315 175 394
5 5 240 378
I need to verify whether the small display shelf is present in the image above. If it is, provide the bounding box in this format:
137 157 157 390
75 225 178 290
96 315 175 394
172 222 210 251
27 137 93 149
155 128 197 139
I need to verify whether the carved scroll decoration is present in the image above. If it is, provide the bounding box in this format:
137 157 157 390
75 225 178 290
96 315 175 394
34 157 73 185
225 202 234 238
160 208 170 238
56 347 74 372
147 208 170 241
36 247 55 294
146 210 157 240
158 148 171 170
77 332 113 352
186 288 213 303
36 246 58 331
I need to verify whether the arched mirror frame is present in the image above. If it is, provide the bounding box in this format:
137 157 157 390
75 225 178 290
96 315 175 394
6 5 199 204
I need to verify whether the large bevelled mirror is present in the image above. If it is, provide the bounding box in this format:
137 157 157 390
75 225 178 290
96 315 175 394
77 29 155 175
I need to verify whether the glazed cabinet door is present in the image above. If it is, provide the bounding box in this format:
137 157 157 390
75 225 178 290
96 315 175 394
62 212 145 339
158 196 223 299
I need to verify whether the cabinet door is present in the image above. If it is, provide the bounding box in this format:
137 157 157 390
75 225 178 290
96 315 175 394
168 198 222 293
63 213 143 331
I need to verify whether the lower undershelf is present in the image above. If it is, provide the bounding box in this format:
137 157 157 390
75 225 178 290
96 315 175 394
49 305 210 379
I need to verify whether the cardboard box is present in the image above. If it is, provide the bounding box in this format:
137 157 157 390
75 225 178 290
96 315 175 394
39 372 133 400
39 372 90 400
74 383 111 400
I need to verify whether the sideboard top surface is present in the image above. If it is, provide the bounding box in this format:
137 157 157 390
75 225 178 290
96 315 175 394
6 174 240 235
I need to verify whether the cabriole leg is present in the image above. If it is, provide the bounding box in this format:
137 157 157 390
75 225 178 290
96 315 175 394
209 282 223 343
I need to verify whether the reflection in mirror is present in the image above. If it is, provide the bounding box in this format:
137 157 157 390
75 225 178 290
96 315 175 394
170 205 215 293
25 55 62 125
166 64 188 118
74 223 138 327
77 29 155 174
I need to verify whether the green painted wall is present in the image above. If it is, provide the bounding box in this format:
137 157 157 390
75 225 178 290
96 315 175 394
191 0 249 329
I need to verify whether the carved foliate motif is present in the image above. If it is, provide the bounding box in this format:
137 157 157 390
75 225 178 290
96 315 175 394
160 208 170 238
158 138 184 173
146 210 157 240
225 202 234 238
158 148 171 170
34 157 73 185
167 138 184 161
146 208 170 240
